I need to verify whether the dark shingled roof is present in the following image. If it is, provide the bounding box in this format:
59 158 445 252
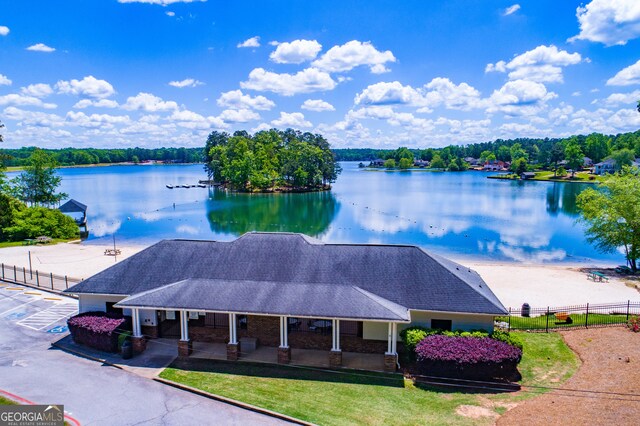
58 199 87 213
66 232 507 316
115 279 410 321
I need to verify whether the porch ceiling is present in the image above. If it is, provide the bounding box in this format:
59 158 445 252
114 278 410 322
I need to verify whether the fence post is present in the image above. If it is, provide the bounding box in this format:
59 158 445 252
1 263 4 280
23 267 26 283
65 276 69 289
546 307 550 333
508 307 511 332
585 303 589 328
36 271 39 287
627 300 630 321
50 272 54 290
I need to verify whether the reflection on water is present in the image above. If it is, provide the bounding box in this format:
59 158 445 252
206 190 339 236
33 162 617 263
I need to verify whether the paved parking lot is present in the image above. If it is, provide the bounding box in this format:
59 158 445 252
0 283 77 334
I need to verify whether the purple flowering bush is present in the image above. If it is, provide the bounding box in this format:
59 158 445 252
68 311 131 352
415 335 523 381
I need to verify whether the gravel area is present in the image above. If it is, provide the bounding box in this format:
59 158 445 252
498 327 640 426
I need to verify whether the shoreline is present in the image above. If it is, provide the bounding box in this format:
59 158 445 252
0 241 637 309
5 162 203 172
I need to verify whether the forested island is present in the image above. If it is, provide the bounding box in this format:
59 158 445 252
203 129 341 192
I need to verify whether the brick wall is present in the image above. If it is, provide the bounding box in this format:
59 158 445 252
247 315 280 346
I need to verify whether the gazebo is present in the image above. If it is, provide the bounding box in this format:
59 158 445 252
58 199 87 226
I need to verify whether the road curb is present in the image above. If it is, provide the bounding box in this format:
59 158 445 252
0 389 82 426
153 377 314 426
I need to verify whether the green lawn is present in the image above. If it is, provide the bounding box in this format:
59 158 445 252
532 171 599 182
0 238 78 249
497 314 628 330
160 332 578 426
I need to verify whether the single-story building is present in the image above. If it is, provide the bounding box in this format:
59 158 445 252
65 232 507 371
520 172 535 180
594 159 616 175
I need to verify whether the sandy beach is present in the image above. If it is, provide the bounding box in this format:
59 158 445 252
0 242 638 308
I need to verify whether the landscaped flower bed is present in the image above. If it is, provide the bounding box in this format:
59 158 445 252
414 335 522 381
67 311 131 352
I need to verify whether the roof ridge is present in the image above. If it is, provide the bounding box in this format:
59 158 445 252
352 286 409 321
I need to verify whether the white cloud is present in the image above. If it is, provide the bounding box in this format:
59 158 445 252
369 64 391 74
168 78 203 88
21 83 53 98
0 94 57 109
166 11 175 16
117 0 206 5
312 40 396 73
66 111 131 128
422 78 483 110
301 99 335 112
503 4 521 16
237 36 260 48
0 74 11 86
26 43 56 53
569 0 640 46
2 106 64 127
56 76 115 99
270 39 322 64
606 59 640 86
271 112 311 128
122 92 179 111
168 109 227 130
602 90 640 106
487 79 557 115
218 109 260 123
216 90 275 110
486 45 581 83
73 99 119 109
240 67 336 96
0 26 9 36
354 81 423 106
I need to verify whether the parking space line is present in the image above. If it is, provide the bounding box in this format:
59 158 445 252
16 303 78 331
0 299 39 316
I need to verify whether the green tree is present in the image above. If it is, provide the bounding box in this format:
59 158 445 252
429 154 446 169
609 148 635 171
584 133 610 163
496 145 511 162
565 142 584 178
10 149 67 207
479 150 496 163
510 143 528 162
398 157 412 169
556 166 567 177
0 193 25 241
384 158 396 169
511 157 528 175
577 170 640 271
3 207 79 240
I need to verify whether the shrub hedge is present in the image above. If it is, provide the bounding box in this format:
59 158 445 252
415 335 522 381
68 311 131 353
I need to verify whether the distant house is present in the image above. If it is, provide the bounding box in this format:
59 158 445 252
556 160 568 167
464 157 479 166
594 159 616 175
65 233 507 372
482 160 506 171
414 159 430 168
370 158 385 167
583 157 593 167
520 172 535 180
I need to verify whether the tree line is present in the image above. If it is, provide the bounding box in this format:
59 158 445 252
204 129 341 192
0 146 203 167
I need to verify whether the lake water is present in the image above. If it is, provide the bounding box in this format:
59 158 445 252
20 162 618 263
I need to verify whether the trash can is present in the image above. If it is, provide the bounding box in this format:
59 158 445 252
521 303 530 318
121 339 133 359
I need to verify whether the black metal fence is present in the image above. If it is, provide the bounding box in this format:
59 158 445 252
497 301 640 332
0 262 82 292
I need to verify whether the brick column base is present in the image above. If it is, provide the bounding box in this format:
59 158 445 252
131 336 146 353
277 346 291 364
329 350 342 367
178 339 193 357
227 343 240 361
384 353 398 372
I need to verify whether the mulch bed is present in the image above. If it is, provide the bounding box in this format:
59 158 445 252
498 327 640 426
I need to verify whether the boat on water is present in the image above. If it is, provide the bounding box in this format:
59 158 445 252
197 184 206 188
166 184 174 189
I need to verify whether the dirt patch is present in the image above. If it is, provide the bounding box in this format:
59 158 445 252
498 328 640 426
455 405 497 420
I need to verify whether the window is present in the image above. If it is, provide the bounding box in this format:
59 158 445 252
431 319 452 331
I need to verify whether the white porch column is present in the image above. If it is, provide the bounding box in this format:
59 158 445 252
391 323 398 355
279 316 288 348
132 308 142 338
386 322 393 353
228 313 237 344
332 319 341 351
180 310 189 341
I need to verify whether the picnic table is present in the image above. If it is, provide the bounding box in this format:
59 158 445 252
104 248 122 256
587 271 609 282
35 236 52 244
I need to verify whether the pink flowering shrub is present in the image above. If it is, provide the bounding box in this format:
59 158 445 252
628 316 640 333
68 312 131 352
415 335 522 381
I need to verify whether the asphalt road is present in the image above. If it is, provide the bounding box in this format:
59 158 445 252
0 283 286 425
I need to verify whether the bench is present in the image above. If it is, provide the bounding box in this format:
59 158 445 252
104 249 122 256
587 271 609 282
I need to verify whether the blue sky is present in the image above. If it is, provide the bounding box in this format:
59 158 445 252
1 0 639 149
